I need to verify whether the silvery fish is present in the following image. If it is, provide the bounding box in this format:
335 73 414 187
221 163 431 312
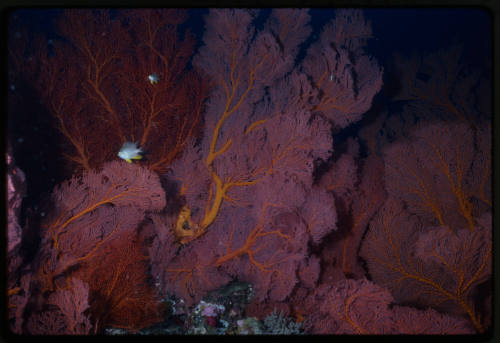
148 73 160 84
118 141 143 163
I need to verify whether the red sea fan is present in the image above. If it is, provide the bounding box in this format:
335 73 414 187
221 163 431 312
320 137 359 201
46 278 92 334
14 9 206 174
149 8 382 308
25 308 69 335
383 120 488 232
37 161 165 293
339 154 386 278
300 188 338 245
162 232 232 307
301 278 475 334
318 143 386 280
360 198 491 332
297 255 321 289
214 205 306 302
391 306 474 334
76 230 164 332
31 161 165 332
319 278 395 334
302 9 383 128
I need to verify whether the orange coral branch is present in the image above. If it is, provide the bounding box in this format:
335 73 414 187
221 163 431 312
214 202 289 271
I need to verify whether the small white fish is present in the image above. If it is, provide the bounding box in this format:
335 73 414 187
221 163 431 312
118 141 143 163
148 73 160 84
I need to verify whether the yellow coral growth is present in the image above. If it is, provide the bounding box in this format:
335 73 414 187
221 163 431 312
173 206 196 242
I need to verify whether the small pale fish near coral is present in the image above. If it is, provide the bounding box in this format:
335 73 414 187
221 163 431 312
118 141 143 163
148 73 160 84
